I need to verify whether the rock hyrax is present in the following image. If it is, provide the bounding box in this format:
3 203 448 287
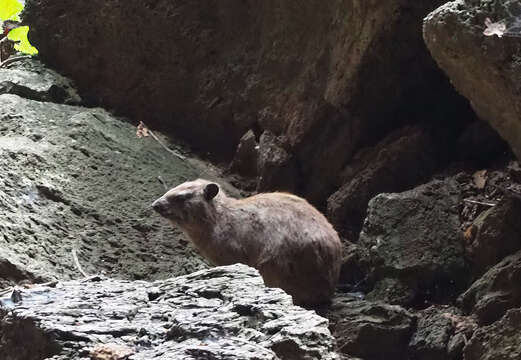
152 179 342 305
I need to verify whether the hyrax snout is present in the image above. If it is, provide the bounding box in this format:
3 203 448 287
152 179 342 305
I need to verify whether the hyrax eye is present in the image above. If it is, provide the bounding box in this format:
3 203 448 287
168 192 193 202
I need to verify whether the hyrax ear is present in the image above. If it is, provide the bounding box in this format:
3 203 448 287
204 183 219 201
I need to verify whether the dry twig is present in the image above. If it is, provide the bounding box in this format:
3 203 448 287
157 176 168 191
463 198 496 207
139 121 186 160
72 248 89 278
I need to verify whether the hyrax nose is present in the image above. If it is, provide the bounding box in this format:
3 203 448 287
152 199 167 214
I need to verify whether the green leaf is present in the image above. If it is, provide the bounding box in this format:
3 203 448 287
0 0 23 21
7 26 38 55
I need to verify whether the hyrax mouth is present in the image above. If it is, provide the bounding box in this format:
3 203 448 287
152 198 184 224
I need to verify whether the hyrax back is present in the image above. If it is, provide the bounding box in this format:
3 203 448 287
152 179 342 305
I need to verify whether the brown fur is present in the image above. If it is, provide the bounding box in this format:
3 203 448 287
152 179 342 305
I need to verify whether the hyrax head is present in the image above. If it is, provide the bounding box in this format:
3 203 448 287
152 179 220 225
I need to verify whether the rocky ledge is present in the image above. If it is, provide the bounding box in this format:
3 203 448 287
0 264 338 360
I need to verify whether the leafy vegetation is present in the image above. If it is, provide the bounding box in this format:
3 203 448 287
0 0 38 55
7 25 37 54
0 0 22 21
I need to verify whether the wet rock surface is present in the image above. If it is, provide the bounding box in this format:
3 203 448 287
424 0 521 160
359 180 469 306
0 59 231 288
0 264 339 360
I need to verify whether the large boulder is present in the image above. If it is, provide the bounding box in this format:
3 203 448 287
424 0 521 160
0 264 339 360
359 180 469 306
0 58 242 288
24 0 468 203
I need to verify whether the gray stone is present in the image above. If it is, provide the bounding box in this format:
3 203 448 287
0 92 212 285
229 129 259 177
327 294 415 360
327 125 436 238
0 256 47 289
0 264 339 360
459 250 521 325
464 197 521 278
408 305 476 360
256 131 298 193
360 180 469 306
464 308 521 360
367 277 416 307
0 58 81 104
338 240 371 291
424 0 521 159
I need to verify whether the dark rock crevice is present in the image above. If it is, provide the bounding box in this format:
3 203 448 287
0 312 62 360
